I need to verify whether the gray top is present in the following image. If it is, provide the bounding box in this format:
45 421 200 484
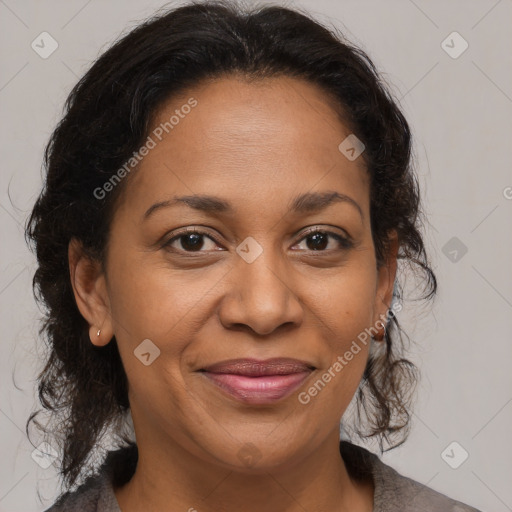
45 441 482 511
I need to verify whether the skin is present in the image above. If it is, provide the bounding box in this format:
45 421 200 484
69 74 398 512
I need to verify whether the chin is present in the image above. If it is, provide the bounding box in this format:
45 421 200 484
203 438 307 474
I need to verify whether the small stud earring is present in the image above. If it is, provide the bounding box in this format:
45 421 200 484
97 329 101 336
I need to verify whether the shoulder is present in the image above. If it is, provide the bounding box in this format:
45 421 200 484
44 472 105 512
340 441 482 512
44 445 136 512
371 454 482 511
44 470 121 512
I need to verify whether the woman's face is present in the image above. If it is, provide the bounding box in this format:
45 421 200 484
76 75 397 471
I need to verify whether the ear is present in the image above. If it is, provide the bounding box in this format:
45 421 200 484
68 238 114 346
372 229 399 341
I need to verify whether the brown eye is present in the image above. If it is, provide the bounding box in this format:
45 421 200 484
305 232 329 250
163 229 221 253
177 233 206 251
294 230 353 252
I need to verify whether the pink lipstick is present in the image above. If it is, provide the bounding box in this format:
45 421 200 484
199 358 314 405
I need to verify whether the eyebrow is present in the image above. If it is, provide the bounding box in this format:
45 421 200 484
143 191 363 221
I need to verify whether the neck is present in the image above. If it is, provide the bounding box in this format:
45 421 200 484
114 429 373 512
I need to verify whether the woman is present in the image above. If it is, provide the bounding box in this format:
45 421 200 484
25 1 481 510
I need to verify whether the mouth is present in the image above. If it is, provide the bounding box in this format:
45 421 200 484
198 358 316 405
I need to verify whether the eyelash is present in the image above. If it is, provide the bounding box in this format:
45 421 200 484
162 226 353 254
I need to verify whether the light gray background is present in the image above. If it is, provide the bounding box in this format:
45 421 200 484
1 1 511 511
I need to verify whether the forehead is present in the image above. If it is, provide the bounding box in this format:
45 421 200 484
118 75 370 220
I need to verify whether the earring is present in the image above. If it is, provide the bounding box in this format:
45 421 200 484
375 324 387 341
97 329 101 336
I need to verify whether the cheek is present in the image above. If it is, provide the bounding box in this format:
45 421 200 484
303 264 376 396
300 292 372 418
105 251 229 404
107 250 216 342
307 262 377 342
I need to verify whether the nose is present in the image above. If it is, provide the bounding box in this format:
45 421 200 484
218 247 304 336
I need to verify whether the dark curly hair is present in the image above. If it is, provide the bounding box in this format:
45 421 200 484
25 0 437 494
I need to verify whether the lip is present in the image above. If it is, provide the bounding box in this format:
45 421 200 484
199 358 315 405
